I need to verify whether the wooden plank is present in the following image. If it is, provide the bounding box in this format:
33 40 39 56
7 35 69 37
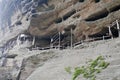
32 36 35 46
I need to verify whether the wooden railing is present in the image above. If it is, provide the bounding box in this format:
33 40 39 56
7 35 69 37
31 19 120 50
73 19 120 47
73 35 111 47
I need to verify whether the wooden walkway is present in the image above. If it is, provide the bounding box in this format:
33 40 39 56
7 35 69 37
0 20 120 67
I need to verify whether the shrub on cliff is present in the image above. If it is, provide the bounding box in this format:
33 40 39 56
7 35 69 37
65 56 109 80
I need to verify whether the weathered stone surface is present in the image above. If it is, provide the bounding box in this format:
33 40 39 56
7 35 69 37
28 0 120 47
1 0 120 80
19 51 58 80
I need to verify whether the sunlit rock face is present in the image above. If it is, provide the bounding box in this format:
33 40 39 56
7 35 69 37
0 0 47 47
0 0 120 47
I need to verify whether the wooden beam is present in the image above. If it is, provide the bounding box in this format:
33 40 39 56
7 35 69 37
116 20 120 37
103 36 105 40
50 38 53 49
108 26 113 39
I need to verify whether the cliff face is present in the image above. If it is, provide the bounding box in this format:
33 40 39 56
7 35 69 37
0 0 46 47
29 0 120 47
0 0 120 80
0 0 120 47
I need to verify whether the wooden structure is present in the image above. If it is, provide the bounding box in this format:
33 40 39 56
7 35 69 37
116 20 120 37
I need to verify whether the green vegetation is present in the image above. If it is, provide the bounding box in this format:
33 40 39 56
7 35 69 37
65 56 110 80
65 67 72 74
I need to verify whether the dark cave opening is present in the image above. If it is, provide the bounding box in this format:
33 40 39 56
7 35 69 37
79 0 84 2
32 33 66 48
15 21 22 25
94 0 100 3
63 9 76 20
85 5 120 22
85 10 109 21
54 17 62 23
33 36 51 47
31 14 38 18
55 9 76 24
55 10 76 23
88 26 119 40
109 5 120 12
111 26 119 38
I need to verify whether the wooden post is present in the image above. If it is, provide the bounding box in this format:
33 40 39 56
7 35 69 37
116 20 120 37
103 36 105 40
50 38 53 49
71 28 73 49
32 36 35 46
108 26 113 39
58 32 61 49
